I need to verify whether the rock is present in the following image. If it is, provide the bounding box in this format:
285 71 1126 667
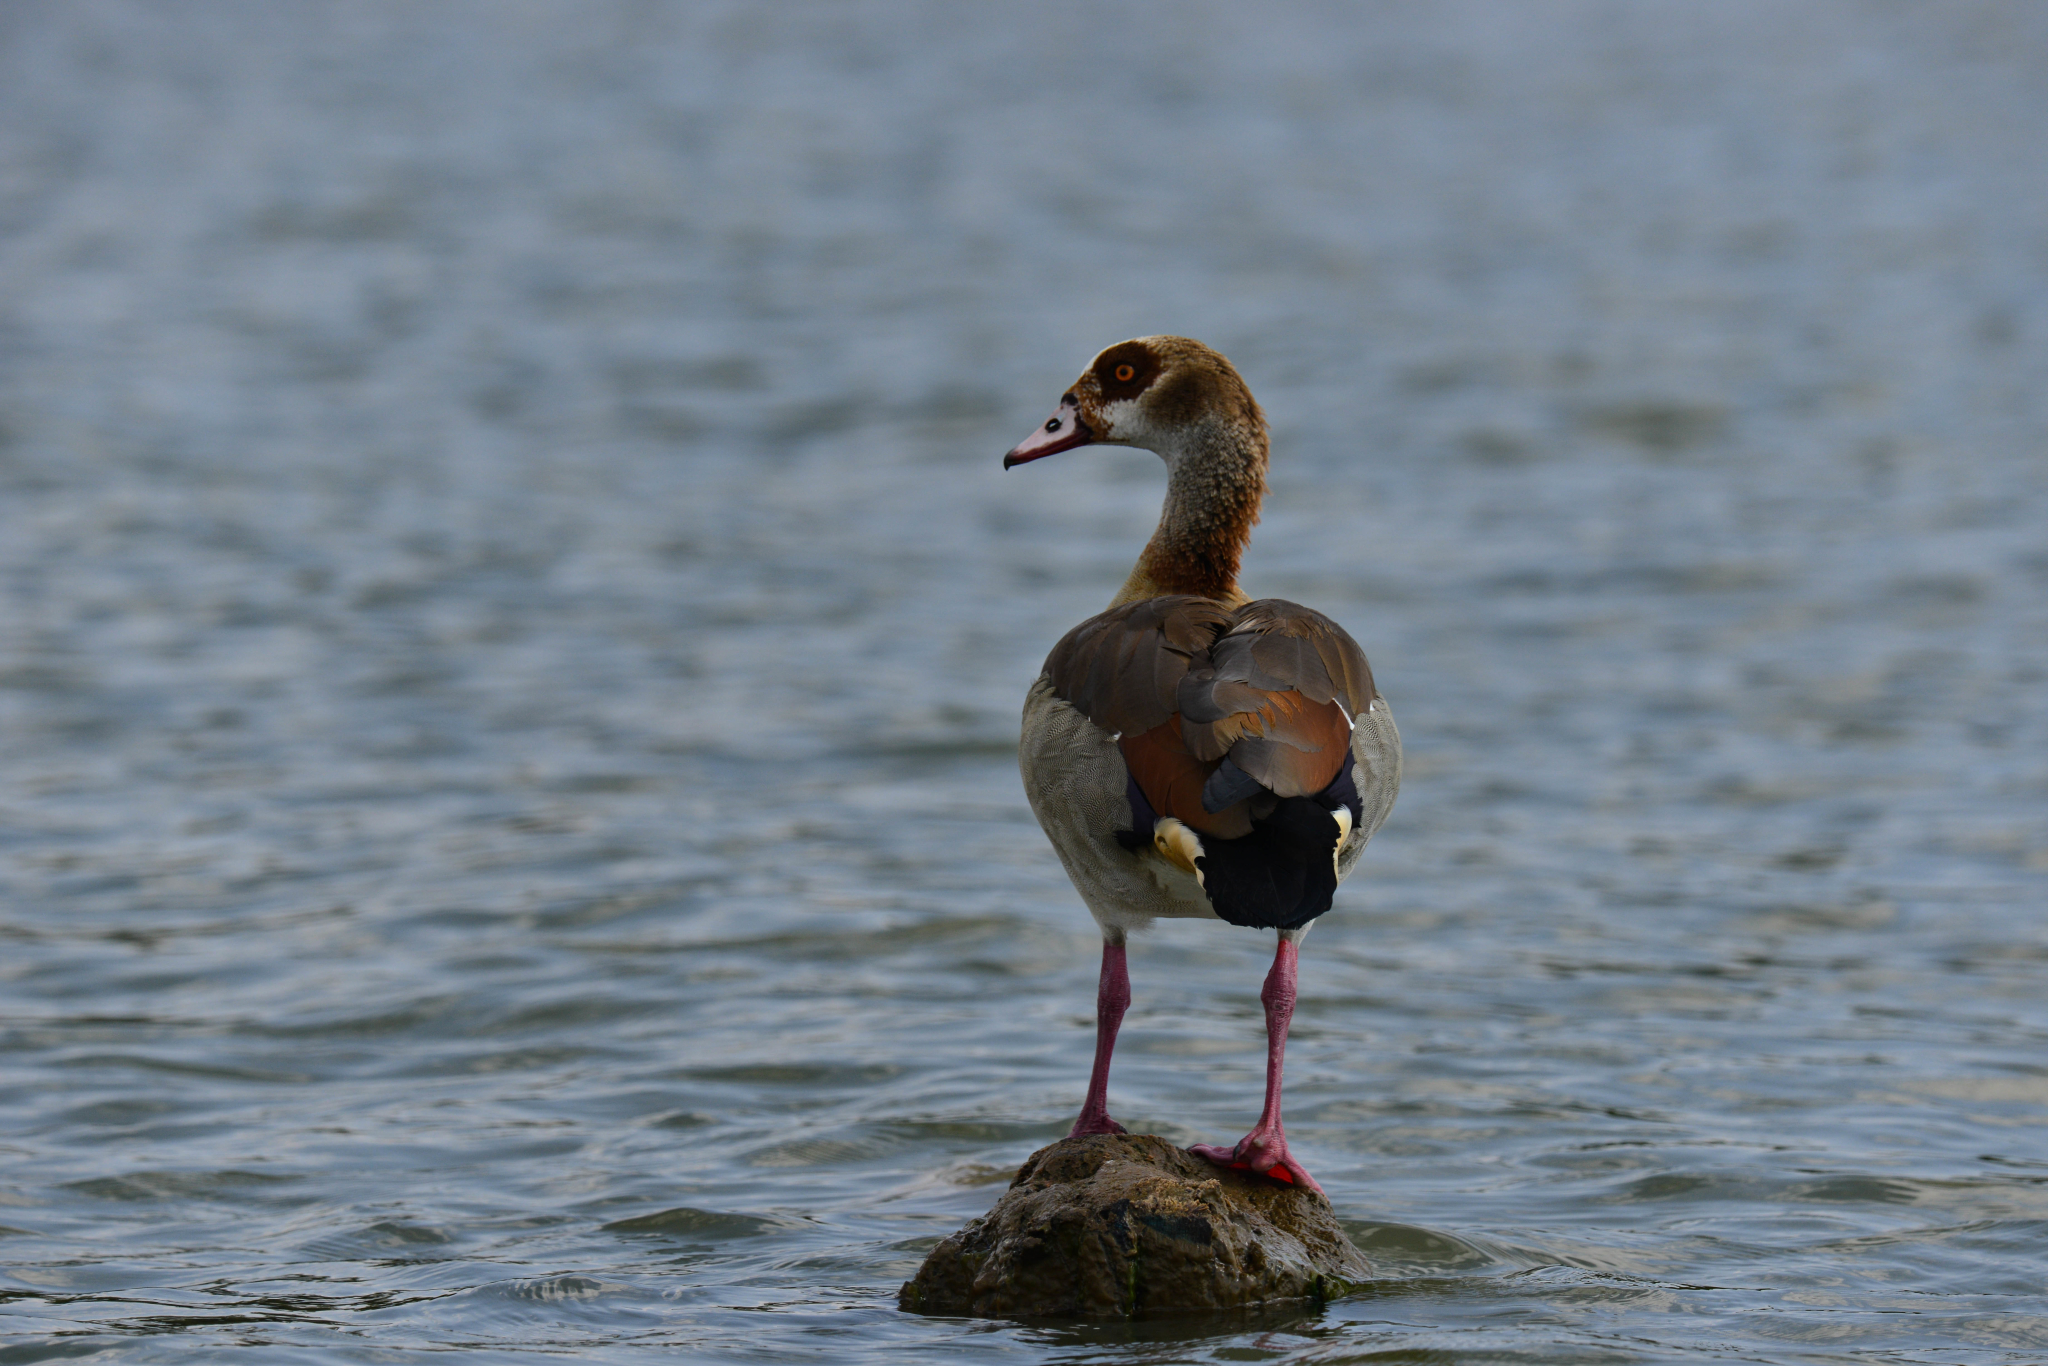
898 1133 1372 1319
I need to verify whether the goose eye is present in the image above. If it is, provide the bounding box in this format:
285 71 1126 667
1114 364 1135 382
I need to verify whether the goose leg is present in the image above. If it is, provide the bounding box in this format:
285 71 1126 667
1189 933 1322 1195
1068 935 1130 1137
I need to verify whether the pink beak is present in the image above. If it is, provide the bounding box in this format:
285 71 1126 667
1003 398 1093 468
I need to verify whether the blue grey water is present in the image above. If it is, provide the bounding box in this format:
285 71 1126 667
2 2 2045 1361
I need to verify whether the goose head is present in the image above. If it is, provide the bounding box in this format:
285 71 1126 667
1003 335 1265 470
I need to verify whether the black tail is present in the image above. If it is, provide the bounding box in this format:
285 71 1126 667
1195 797 1342 931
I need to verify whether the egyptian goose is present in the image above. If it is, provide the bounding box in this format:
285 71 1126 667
1004 336 1400 1196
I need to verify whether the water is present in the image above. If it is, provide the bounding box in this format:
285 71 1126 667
2 2 2046 1361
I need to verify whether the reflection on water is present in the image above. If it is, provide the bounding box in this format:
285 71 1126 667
3 2 2046 1361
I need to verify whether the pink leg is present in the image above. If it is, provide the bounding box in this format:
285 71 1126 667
1189 936 1323 1196
1068 938 1130 1138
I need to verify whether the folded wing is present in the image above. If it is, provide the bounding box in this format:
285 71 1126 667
1043 594 1378 856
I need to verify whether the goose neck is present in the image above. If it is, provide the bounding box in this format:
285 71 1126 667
1110 418 1267 607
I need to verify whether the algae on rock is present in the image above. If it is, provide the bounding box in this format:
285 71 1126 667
899 1133 1372 1319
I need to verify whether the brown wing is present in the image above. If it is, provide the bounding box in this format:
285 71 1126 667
1200 598 1377 716
1043 596 1246 838
1116 715 1249 838
1177 599 1377 803
1042 596 1232 737
1042 595 1377 842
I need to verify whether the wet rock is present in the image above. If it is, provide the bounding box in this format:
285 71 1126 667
898 1133 1371 1319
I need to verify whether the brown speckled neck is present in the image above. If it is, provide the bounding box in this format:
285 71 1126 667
1110 415 1267 607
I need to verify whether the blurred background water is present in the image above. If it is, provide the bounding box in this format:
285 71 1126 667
2 2 2046 1361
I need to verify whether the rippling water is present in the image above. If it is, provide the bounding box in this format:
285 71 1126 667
4 3 2046 1361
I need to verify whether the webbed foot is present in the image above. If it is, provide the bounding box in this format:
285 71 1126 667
1189 1125 1323 1196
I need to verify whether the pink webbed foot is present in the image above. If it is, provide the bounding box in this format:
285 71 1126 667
1191 936 1323 1195
1189 1127 1323 1197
